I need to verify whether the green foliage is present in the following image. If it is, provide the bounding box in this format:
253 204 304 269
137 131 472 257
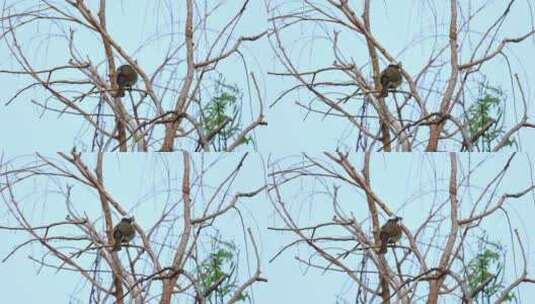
467 235 516 303
201 76 253 151
466 82 515 151
197 236 248 304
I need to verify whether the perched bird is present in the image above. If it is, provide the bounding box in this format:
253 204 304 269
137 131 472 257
378 216 402 254
379 63 402 97
112 217 136 251
115 64 138 97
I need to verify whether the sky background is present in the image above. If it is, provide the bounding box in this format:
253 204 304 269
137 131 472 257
0 0 534 152
1 152 535 303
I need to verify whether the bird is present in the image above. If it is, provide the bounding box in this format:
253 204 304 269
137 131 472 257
378 216 402 254
379 63 402 98
115 64 138 97
112 217 136 251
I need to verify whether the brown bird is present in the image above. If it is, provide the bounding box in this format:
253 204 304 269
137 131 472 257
115 64 138 97
112 217 136 251
379 63 402 98
378 216 402 254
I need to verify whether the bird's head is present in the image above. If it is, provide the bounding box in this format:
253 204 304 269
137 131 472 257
388 62 402 70
392 216 402 223
122 217 134 223
118 64 133 72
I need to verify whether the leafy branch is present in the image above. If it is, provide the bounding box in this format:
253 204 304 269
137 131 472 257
201 76 254 151
197 236 248 304
466 82 516 151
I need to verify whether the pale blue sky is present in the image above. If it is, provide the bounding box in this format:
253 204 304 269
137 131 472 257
1 0 535 303
2 152 535 303
1 1 534 151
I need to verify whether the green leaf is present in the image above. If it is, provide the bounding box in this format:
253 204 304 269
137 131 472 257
196 235 248 303
200 75 255 151
466 81 514 151
466 233 516 303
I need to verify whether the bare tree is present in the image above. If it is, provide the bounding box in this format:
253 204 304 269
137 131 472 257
267 153 535 303
266 1 535 151
0 152 266 303
0 1 266 151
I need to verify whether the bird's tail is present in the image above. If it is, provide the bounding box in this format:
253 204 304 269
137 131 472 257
378 235 388 254
112 240 121 252
115 87 125 98
379 85 388 98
